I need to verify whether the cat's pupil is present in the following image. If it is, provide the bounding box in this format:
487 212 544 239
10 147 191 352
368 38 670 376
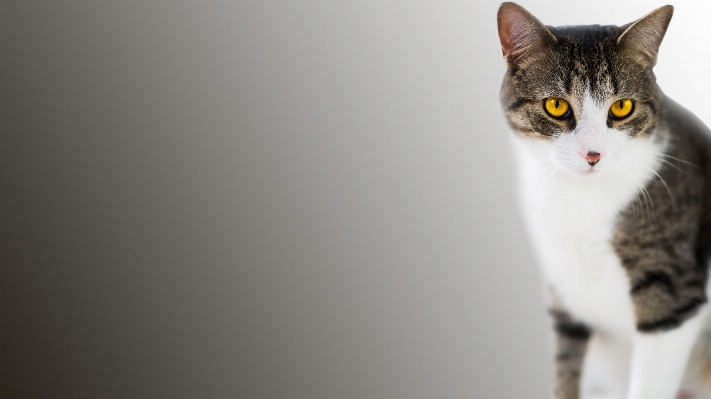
555 99 560 108
619 100 624 108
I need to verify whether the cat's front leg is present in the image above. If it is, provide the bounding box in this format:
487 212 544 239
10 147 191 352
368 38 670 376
549 294 592 399
613 192 711 398
626 305 710 399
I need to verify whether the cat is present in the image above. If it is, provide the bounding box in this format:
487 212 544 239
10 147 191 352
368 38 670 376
497 3 711 399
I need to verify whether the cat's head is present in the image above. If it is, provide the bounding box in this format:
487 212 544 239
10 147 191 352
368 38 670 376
497 2 673 175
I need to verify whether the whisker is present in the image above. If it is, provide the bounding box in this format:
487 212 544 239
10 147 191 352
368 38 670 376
531 156 555 163
614 168 643 222
639 163 675 209
656 158 683 173
654 153 701 170
621 166 652 224
537 165 562 189
639 183 654 222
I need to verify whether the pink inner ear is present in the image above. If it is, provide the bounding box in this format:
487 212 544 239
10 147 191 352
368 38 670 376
498 6 532 58
498 10 518 57
497 3 554 63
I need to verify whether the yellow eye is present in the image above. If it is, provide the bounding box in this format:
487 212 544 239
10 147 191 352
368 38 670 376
610 98 634 119
544 97 570 118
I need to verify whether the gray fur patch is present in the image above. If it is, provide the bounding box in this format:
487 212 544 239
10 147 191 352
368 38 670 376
612 97 711 333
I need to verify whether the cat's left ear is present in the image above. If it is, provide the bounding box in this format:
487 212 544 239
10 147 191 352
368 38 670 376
617 5 674 67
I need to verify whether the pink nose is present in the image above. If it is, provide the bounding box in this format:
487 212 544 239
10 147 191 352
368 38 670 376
584 151 601 166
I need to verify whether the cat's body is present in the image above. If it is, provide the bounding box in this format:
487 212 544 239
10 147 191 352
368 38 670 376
515 97 711 399
497 3 711 399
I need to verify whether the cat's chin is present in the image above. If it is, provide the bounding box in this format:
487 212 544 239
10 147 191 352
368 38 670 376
563 166 605 177
578 167 619 178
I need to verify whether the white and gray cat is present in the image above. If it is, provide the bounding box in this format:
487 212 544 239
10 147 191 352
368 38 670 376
497 3 711 399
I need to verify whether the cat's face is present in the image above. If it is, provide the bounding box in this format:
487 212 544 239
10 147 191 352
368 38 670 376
498 3 673 175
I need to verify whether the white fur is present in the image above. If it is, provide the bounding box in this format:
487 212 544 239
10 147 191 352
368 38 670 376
627 308 710 399
511 92 711 398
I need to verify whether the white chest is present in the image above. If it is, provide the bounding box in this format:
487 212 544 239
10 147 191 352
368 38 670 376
511 137 660 336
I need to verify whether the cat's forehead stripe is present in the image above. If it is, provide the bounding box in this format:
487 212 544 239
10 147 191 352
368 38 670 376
554 31 619 102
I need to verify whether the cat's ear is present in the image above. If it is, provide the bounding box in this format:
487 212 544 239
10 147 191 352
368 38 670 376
617 5 674 67
497 2 556 65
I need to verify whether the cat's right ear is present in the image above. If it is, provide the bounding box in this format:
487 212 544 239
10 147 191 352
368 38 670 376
497 2 556 66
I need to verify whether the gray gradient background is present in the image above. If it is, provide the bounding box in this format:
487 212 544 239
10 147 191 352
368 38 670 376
1 1 708 398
